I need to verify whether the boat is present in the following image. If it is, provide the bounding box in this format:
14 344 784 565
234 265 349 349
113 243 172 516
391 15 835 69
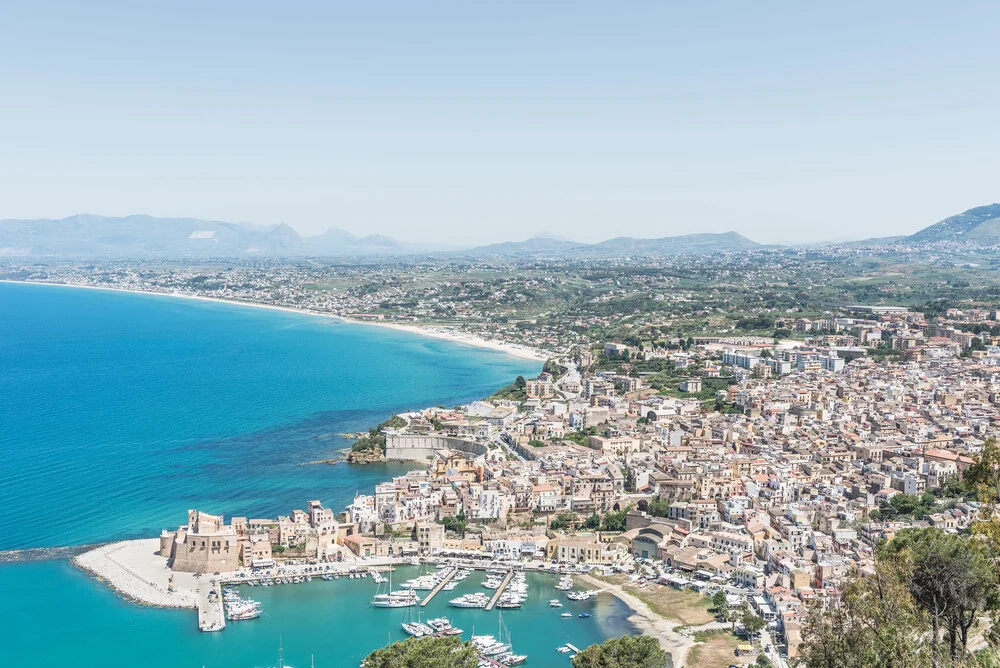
549 599 563 607
427 617 464 636
560 612 573 618
449 592 489 608
371 572 419 608
578 612 592 618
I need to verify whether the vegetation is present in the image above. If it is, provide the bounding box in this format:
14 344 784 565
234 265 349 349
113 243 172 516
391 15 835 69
361 636 480 668
492 375 528 401
600 505 632 532
441 514 467 536
351 415 406 453
542 358 569 378
868 491 939 522
800 439 1000 667
571 635 671 668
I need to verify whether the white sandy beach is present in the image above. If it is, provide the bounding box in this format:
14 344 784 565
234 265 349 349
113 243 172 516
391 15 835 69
0 279 549 362
577 573 699 667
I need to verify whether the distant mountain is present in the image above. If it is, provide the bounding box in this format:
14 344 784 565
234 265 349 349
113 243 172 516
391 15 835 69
458 231 762 258
587 231 760 255
0 215 451 257
907 204 1000 243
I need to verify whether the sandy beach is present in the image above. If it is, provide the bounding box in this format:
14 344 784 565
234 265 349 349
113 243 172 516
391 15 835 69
0 280 549 362
577 573 698 667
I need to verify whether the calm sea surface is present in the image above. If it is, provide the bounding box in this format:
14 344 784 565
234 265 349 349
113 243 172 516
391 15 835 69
0 282 635 666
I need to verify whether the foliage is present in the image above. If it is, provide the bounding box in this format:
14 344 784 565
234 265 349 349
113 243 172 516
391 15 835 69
647 499 670 518
441 514 467 537
740 607 767 635
601 505 632 532
800 557 934 668
571 635 671 668
361 635 480 668
584 513 602 530
879 527 996 658
869 491 938 522
550 513 579 531
800 523 1000 667
351 415 406 452
542 359 569 378
528 439 546 448
711 590 728 612
492 375 528 401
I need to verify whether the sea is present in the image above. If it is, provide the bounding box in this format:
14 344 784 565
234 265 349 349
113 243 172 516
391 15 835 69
0 281 637 667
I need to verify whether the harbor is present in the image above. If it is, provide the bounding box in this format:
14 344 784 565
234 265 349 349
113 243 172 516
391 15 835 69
65 538 635 666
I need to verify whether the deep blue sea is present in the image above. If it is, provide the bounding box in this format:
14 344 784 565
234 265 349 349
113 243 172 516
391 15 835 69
0 282 635 666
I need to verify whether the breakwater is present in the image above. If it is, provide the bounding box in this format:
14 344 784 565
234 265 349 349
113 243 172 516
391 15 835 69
0 543 106 564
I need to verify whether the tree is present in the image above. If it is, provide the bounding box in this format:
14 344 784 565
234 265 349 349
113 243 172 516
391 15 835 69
600 505 632 532
572 635 670 668
800 559 933 668
584 514 601 530
711 590 728 612
880 528 996 658
741 608 767 637
362 636 480 668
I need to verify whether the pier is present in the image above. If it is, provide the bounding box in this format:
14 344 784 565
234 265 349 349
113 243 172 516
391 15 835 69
197 586 225 632
484 570 514 611
419 567 457 607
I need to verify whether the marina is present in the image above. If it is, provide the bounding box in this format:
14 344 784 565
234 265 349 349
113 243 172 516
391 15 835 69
484 571 515 612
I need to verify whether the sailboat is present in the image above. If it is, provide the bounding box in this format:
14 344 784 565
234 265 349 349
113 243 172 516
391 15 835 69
494 612 527 666
271 638 293 668
370 570 418 608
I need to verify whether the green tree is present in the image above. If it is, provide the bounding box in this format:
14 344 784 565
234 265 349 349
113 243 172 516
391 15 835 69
880 528 997 658
600 506 632 532
741 608 767 637
584 514 601 530
361 636 480 668
711 590 728 612
800 560 933 668
571 635 670 668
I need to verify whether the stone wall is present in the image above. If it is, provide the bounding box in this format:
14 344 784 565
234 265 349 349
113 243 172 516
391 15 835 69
385 434 488 462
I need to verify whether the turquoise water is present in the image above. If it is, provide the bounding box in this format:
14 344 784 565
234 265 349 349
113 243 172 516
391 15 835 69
0 561 636 667
0 282 635 665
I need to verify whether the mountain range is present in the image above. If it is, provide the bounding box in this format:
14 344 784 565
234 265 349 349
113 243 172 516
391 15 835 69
0 205 997 259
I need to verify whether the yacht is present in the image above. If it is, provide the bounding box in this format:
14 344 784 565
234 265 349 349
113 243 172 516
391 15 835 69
370 573 419 608
549 599 563 607
449 592 489 608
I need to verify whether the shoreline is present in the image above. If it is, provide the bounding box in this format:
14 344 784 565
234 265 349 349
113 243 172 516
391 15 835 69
0 279 549 362
577 573 696 667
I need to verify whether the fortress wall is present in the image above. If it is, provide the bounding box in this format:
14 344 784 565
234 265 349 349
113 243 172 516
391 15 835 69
385 434 487 462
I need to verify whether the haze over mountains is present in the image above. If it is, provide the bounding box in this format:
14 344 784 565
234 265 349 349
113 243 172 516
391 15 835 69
1 205 998 259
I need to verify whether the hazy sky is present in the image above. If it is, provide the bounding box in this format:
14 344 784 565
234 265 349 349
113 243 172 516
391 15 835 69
1 2 998 245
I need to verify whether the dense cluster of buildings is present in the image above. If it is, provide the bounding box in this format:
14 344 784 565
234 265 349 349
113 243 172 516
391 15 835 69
145 300 1000 660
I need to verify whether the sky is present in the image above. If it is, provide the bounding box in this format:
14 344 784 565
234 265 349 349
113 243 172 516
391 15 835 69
1 2 998 246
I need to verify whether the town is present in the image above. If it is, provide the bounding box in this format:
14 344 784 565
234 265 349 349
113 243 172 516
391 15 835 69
129 300 1000 666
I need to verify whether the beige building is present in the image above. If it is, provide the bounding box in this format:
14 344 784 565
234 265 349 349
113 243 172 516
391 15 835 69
162 510 241 574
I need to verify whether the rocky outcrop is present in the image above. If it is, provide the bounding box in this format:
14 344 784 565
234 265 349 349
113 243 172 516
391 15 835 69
346 448 386 464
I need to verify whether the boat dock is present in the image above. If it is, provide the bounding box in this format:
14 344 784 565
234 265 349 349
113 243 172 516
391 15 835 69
197 587 225 632
419 567 458 607
565 643 581 654
484 570 514 611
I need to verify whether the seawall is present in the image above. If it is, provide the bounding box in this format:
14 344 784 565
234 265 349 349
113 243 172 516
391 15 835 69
384 434 488 462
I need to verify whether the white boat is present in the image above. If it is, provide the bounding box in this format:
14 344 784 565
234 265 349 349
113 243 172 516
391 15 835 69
449 592 489 608
549 599 563 607
560 612 573 618
371 572 419 608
